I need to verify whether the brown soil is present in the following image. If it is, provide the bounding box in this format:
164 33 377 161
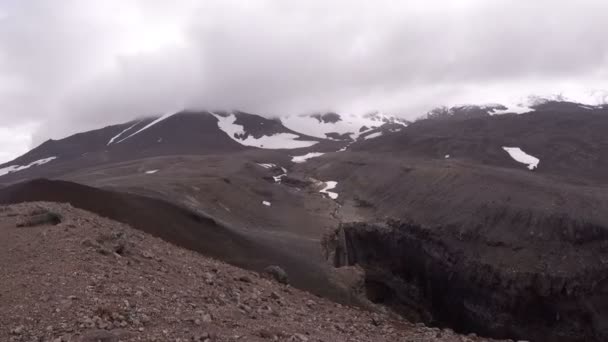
0 202 508 342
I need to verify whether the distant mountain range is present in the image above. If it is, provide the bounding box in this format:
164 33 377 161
2 99 607 182
0 109 410 180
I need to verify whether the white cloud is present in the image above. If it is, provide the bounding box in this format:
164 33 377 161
0 123 37 163
0 0 606 156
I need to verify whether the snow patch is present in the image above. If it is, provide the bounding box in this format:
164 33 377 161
281 112 407 141
0 156 57 177
212 112 317 149
107 121 140 145
490 104 535 115
502 147 540 170
291 152 325 163
364 132 383 140
257 163 276 169
319 181 339 200
262 201 271 206
258 163 287 183
273 175 286 183
116 111 178 144
145 169 159 174
445 154 450 159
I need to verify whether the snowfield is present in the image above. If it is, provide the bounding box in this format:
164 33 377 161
0 157 57 177
291 152 325 163
502 147 540 170
212 113 318 149
144 169 159 174
281 112 407 141
262 201 271 206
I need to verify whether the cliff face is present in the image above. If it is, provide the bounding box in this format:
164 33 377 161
324 220 608 342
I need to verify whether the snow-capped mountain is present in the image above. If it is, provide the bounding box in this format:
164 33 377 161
419 97 608 123
419 103 534 121
3 100 607 184
0 109 412 181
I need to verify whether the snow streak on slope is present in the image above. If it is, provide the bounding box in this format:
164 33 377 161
364 132 383 140
579 105 596 110
116 111 178 144
257 163 275 169
257 163 287 183
281 112 407 141
107 121 141 145
211 112 317 149
291 152 325 163
502 147 540 170
0 157 57 177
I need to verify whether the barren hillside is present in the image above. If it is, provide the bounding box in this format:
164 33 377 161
0 202 508 342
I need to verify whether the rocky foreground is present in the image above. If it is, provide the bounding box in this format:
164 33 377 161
0 202 512 342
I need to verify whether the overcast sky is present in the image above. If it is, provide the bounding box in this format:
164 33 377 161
1 0 607 162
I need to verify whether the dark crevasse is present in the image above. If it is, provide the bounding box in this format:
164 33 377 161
323 220 608 342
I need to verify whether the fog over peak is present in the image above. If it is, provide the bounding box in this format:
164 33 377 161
1 0 607 162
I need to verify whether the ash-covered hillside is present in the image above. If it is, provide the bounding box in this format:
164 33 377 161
1 100 608 341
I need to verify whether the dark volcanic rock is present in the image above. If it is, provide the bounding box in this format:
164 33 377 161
311 112 341 123
78 330 119 342
280 176 313 189
325 132 353 141
324 220 608 342
232 111 315 140
264 265 289 284
16 210 62 227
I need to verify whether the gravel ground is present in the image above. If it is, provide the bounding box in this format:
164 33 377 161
0 202 511 342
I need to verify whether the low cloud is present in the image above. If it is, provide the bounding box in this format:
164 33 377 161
0 0 607 161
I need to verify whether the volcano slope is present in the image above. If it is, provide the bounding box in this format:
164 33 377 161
297 105 608 342
0 109 371 304
1 202 513 342
0 177 352 303
0 110 344 186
